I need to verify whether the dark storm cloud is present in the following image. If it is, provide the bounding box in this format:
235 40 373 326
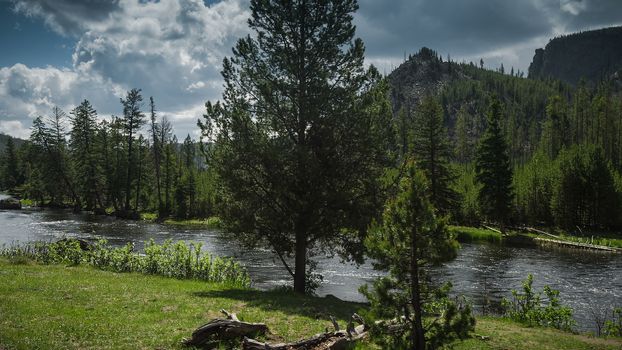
13 0 121 36
549 0 622 30
355 0 622 70
356 0 550 58
2 0 621 139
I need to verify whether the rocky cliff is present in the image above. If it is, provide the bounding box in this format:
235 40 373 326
528 26 622 85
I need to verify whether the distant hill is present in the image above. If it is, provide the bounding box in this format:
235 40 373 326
528 26 622 86
0 134 26 153
387 48 566 160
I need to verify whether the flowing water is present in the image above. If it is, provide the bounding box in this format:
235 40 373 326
0 207 620 332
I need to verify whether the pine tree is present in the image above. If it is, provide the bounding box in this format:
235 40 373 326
1 137 20 190
134 134 145 211
412 96 459 214
45 106 76 205
70 100 102 210
25 117 49 205
455 105 472 163
120 88 146 212
475 97 514 232
200 0 392 293
551 145 621 228
362 160 474 349
149 97 164 215
160 116 174 216
540 95 569 159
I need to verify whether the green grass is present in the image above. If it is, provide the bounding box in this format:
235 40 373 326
556 232 622 249
519 230 622 249
1 259 620 350
451 225 622 249
0 258 359 349
140 212 158 221
18 198 33 207
140 213 223 229
452 317 621 350
449 225 503 243
163 216 223 229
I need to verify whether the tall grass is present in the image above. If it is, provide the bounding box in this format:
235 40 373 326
0 239 250 287
449 226 502 243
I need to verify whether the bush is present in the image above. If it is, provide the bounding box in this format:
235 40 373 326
502 274 574 331
1 239 250 288
605 308 622 337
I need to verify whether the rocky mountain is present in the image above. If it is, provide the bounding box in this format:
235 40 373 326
388 47 464 114
387 47 566 161
528 26 622 86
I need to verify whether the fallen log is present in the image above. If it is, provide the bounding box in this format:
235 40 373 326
183 309 268 349
242 313 368 350
482 225 502 235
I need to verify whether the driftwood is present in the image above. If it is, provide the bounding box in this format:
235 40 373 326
183 309 268 349
184 311 368 350
482 225 502 235
242 313 368 350
522 226 559 239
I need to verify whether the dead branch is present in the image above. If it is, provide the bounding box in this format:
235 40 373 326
183 309 268 349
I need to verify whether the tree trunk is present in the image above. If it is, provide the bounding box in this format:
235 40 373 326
165 146 171 216
410 225 425 350
125 129 134 211
293 227 307 294
135 141 142 211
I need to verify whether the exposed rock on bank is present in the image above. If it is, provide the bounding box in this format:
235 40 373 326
0 197 21 210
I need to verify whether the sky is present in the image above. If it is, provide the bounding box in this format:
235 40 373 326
0 0 621 140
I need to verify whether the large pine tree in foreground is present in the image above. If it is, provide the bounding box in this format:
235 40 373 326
475 96 514 232
200 0 392 294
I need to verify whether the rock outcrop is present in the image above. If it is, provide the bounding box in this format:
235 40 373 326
528 26 622 85
0 197 22 210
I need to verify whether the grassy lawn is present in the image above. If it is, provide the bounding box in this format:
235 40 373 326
453 317 621 350
0 259 620 350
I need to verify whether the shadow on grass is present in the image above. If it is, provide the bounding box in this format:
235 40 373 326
192 288 367 321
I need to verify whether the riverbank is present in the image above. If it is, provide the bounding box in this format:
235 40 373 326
450 225 622 251
1 259 619 350
141 213 223 228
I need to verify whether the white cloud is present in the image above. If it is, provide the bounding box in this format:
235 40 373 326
1 0 251 139
3 0 622 141
0 63 123 127
0 120 30 139
560 0 587 16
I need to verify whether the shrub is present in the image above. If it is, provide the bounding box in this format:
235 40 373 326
1 239 250 288
604 307 622 337
502 274 574 331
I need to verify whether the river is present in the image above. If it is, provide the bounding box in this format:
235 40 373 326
0 207 620 332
